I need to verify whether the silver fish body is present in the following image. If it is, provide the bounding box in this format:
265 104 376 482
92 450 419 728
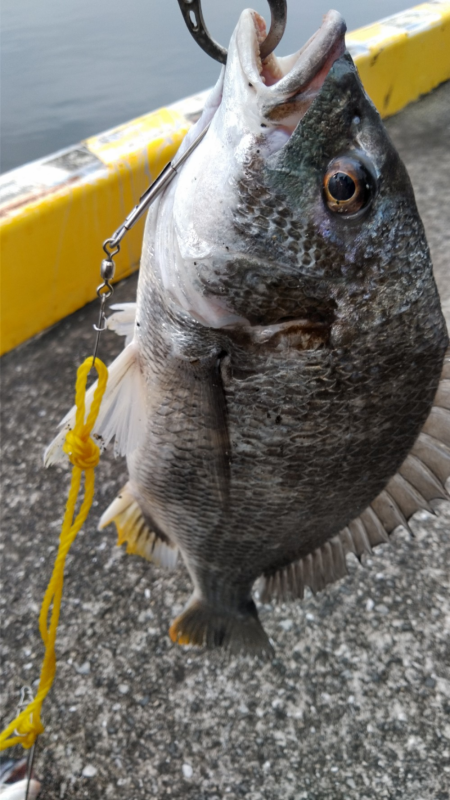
48 9 450 653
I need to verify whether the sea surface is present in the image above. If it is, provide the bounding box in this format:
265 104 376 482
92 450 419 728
1 0 413 173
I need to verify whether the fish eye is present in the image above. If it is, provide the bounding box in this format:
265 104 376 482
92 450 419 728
323 156 375 216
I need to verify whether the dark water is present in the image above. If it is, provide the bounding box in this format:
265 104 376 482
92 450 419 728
1 0 413 173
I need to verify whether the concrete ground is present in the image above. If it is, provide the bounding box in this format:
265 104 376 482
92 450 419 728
1 81 449 800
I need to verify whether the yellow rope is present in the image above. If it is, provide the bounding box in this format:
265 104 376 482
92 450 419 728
0 356 108 751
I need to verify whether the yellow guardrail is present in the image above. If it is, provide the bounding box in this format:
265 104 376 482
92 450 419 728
1 1 450 355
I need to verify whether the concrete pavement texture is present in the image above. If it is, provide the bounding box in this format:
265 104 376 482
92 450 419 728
1 80 449 800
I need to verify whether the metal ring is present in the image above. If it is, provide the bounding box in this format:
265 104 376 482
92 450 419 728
177 0 287 64
97 282 114 299
103 239 120 259
17 686 34 710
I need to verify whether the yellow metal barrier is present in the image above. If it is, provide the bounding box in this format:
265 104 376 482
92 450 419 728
346 2 450 115
1 2 450 355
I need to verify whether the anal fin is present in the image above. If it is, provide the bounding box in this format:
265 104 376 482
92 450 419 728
99 483 178 569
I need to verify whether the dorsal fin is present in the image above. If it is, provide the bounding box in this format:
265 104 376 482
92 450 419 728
261 350 450 603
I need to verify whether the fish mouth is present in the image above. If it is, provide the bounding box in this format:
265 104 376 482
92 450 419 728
235 9 346 133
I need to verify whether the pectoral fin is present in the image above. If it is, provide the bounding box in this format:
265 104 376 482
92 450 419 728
44 342 145 465
106 303 137 345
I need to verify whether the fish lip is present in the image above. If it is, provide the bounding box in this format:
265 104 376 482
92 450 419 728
236 9 347 105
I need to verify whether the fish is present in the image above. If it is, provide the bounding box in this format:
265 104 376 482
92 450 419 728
46 8 450 655
0 758 41 800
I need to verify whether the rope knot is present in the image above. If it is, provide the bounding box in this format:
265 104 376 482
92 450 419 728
15 714 44 749
63 429 100 470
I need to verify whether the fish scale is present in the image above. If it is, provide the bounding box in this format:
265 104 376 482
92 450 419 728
135 276 442 571
46 10 450 654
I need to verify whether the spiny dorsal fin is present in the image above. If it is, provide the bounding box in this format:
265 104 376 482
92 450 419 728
261 351 450 604
98 484 178 569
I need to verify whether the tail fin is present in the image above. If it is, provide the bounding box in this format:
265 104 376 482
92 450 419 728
99 483 178 569
169 596 273 656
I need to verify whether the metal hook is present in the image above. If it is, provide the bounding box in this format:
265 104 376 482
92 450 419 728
15 686 37 800
177 0 287 64
92 282 114 368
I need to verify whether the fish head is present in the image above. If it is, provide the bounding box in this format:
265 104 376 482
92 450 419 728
163 9 435 337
